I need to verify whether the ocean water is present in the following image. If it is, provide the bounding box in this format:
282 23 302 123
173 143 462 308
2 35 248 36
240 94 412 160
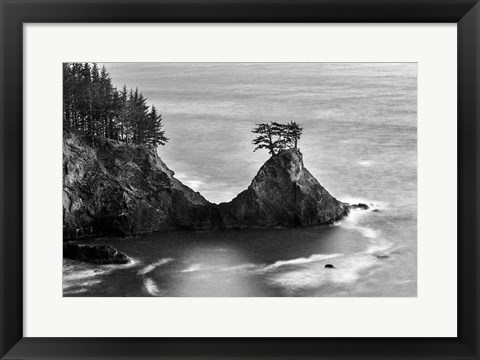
64 63 417 297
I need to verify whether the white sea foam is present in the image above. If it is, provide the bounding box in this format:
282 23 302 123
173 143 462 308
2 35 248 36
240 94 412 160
395 279 414 285
261 253 341 272
63 279 101 291
137 258 174 275
223 263 263 272
359 226 380 239
63 257 140 295
63 268 100 282
339 209 380 239
365 240 393 255
64 288 88 295
266 253 378 293
181 264 203 272
63 260 112 292
219 253 342 275
340 196 388 211
357 160 374 166
77 280 101 287
143 278 165 296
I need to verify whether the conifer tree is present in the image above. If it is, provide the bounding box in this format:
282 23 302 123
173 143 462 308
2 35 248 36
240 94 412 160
252 123 278 155
80 63 94 135
286 121 303 149
117 85 129 142
251 121 303 155
63 63 169 148
147 105 168 148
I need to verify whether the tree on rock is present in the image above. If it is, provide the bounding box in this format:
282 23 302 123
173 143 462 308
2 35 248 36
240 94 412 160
252 123 280 155
286 121 303 149
252 121 303 155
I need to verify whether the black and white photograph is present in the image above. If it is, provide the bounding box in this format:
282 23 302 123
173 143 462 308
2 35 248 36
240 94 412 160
63 62 417 297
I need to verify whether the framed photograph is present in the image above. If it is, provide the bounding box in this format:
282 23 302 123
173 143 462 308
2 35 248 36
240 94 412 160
1 0 479 359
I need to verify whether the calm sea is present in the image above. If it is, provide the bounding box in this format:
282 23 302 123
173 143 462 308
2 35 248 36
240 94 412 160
64 63 417 297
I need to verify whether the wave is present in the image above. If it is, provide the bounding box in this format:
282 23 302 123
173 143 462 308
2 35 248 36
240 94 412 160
365 239 393 255
357 160 374 166
63 259 112 293
261 253 341 272
335 197 386 243
64 288 88 295
339 210 380 239
216 253 342 276
180 264 203 273
266 253 378 293
340 196 388 211
137 258 173 275
143 277 165 296
63 258 133 295
105 256 141 268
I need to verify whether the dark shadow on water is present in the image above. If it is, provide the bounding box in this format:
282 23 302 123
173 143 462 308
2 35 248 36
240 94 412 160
64 224 376 297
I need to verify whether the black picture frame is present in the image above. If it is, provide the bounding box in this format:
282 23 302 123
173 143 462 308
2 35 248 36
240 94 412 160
1 1 479 359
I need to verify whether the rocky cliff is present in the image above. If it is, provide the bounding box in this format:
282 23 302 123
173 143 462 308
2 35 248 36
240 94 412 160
63 132 349 239
63 131 215 239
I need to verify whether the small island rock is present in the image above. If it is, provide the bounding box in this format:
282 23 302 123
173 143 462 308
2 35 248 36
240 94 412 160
63 244 130 264
351 203 369 210
218 149 349 228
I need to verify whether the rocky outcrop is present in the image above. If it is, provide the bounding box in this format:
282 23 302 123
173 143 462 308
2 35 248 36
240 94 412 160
63 131 215 239
351 203 369 210
63 244 130 264
217 149 349 228
63 132 349 239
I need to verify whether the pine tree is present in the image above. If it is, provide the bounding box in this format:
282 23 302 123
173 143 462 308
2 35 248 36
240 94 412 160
252 123 278 155
63 63 169 148
63 63 73 130
70 63 83 129
147 105 168 148
286 121 303 149
251 121 303 155
99 66 114 138
79 63 93 135
117 85 129 142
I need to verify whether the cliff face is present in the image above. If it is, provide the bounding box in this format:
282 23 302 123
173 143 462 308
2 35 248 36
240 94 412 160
63 132 348 239
63 132 215 239
217 149 348 229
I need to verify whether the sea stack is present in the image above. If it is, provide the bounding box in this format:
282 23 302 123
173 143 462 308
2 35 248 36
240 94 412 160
217 149 349 229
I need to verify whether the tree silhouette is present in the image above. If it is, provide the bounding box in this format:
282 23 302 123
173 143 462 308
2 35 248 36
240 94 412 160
252 123 278 155
286 121 303 149
63 63 169 149
147 105 168 148
252 121 303 155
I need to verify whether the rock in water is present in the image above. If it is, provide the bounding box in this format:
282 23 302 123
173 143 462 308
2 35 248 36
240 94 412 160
63 132 350 237
217 149 349 228
63 244 130 264
351 203 369 210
